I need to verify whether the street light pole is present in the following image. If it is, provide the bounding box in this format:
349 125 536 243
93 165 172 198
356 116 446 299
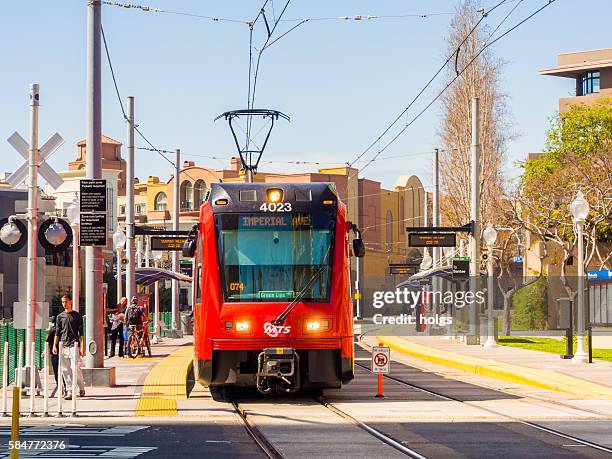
483 223 498 348
67 197 80 313
125 96 136 302
570 190 590 363
172 149 180 330
112 228 126 304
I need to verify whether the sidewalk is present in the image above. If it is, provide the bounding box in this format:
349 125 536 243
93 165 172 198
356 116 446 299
377 335 612 399
1 335 193 419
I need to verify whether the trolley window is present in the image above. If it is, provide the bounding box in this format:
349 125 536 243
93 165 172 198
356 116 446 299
216 212 335 302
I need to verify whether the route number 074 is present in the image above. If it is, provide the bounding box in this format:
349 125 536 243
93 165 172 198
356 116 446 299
260 202 292 212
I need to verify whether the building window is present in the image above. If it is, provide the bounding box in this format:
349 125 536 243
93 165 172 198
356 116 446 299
581 71 600 95
154 192 167 211
119 205 126 215
386 210 393 252
180 181 193 211
194 180 206 208
135 203 146 215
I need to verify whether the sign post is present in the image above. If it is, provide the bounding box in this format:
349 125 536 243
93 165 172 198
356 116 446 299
372 344 390 398
79 179 107 247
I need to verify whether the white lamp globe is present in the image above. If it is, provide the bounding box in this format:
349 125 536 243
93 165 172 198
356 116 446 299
113 228 127 251
152 250 163 260
0 222 22 245
483 223 498 246
45 221 68 246
66 198 79 224
420 250 433 270
570 190 589 222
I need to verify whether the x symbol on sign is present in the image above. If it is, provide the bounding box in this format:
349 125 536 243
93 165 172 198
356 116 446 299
6 131 64 189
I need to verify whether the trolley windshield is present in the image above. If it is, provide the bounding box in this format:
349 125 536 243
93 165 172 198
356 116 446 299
215 212 335 302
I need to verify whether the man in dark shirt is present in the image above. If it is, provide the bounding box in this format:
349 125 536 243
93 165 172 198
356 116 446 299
53 294 85 400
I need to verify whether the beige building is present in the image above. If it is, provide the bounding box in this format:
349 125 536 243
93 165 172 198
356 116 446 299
539 48 612 112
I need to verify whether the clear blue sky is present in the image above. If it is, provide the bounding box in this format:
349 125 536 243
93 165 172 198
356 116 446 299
1 0 610 191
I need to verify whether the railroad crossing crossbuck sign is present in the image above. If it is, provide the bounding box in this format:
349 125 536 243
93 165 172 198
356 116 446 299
372 346 390 374
6 131 64 189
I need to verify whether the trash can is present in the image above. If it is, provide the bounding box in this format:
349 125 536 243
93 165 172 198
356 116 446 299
180 311 194 335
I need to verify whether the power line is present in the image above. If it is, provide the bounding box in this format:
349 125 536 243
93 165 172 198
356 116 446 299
356 0 557 176
347 0 509 171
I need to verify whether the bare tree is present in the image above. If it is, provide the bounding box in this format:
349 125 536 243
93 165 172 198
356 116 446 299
438 0 511 227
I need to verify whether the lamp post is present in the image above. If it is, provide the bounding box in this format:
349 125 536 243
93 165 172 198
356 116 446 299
152 250 163 338
483 223 498 348
570 190 589 363
112 228 127 303
67 197 80 313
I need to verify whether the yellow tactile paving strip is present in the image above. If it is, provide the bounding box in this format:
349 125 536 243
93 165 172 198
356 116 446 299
135 346 194 416
379 336 612 399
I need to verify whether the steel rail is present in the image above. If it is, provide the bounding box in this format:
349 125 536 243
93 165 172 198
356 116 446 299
231 400 285 459
354 354 612 454
316 396 428 458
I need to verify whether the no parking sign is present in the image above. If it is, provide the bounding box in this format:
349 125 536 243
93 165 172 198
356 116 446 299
372 346 390 374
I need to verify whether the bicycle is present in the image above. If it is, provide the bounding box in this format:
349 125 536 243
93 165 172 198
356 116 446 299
127 321 152 358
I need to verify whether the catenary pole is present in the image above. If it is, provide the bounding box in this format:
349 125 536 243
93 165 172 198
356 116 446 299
172 149 180 330
126 96 136 302
469 97 481 343
25 84 40 366
85 0 104 368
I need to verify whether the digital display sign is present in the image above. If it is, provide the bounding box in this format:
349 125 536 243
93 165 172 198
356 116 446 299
408 232 456 247
150 236 188 251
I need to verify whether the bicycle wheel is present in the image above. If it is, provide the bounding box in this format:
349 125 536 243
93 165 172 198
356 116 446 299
127 334 139 359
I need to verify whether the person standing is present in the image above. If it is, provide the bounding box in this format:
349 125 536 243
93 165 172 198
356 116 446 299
44 316 60 397
109 303 126 358
53 294 85 400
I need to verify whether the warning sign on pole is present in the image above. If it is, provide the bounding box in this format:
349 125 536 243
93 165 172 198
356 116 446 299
372 346 390 374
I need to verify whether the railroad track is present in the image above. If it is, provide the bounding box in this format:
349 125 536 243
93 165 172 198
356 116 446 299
231 399 285 459
354 346 612 455
230 393 425 458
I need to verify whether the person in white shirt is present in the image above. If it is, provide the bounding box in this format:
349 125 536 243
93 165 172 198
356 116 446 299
109 297 127 357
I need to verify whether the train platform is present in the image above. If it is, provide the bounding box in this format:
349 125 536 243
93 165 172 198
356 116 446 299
374 335 612 399
1 335 199 420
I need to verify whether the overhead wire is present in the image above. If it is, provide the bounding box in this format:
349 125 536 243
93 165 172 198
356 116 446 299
101 23 202 183
347 0 509 171
356 0 557 176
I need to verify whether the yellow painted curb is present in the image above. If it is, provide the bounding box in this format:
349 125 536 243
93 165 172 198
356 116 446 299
378 336 612 399
135 346 194 416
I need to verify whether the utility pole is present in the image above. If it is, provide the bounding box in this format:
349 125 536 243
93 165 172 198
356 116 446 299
126 96 136 303
432 147 440 315
25 84 40 366
469 97 481 343
432 148 440 267
85 0 104 369
172 149 180 330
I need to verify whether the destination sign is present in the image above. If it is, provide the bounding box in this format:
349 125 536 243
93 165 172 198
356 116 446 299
239 214 311 229
259 291 294 299
388 263 418 275
150 236 188 251
408 233 456 248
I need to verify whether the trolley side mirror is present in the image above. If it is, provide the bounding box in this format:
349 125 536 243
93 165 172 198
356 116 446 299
353 238 365 258
182 238 196 258
182 224 198 258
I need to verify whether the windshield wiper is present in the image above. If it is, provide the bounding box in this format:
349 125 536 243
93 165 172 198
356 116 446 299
272 263 327 326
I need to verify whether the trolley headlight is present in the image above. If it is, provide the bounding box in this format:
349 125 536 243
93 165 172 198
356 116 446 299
266 188 283 203
305 319 330 332
236 321 250 332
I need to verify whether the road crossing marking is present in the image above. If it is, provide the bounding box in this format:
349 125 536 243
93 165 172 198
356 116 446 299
0 425 149 437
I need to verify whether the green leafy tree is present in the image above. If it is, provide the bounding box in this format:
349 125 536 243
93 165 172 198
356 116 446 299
511 98 612 301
